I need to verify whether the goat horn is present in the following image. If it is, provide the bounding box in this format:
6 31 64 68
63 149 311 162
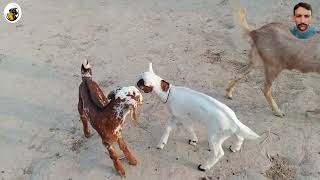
82 59 91 69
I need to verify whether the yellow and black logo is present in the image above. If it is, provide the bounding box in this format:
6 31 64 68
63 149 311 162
4 3 22 23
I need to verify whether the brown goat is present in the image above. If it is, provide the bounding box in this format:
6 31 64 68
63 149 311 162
226 9 320 117
78 61 143 177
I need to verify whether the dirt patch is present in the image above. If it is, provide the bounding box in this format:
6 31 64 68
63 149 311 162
70 139 84 153
265 155 296 180
22 165 33 175
202 49 224 64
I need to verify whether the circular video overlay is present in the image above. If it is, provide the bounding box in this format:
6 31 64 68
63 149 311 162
4 3 22 23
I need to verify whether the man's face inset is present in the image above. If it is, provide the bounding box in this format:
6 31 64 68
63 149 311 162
294 7 312 32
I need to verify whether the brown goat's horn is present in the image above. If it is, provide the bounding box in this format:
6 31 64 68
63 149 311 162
82 59 91 69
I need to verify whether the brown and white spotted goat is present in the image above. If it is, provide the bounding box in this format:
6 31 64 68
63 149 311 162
78 61 143 177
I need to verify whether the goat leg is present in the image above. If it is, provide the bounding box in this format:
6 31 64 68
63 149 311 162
80 115 91 138
118 136 137 166
104 142 126 177
263 83 285 117
226 53 254 99
263 66 285 117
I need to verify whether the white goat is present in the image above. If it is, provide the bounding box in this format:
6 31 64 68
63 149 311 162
137 63 260 171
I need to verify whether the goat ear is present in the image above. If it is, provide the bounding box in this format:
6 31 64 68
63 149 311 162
149 63 154 73
129 108 139 126
160 80 170 92
107 90 116 100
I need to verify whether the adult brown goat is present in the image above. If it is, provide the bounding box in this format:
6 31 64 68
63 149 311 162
226 9 320 117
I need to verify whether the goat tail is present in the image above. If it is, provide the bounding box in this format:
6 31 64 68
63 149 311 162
234 8 251 38
236 122 260 140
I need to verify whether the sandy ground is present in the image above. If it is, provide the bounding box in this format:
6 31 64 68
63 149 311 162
0 0 320 179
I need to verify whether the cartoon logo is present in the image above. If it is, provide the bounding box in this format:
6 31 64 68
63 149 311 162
4 3 22 23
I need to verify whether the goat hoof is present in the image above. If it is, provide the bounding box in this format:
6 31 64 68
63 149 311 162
129 159 138 166
117 169 126 177
225 89 233 100
225 94 233 100
273 110 285 117
229 145 237 153
128 156 138 166
156 142 165 149
197 164 206 172
188 139 197 146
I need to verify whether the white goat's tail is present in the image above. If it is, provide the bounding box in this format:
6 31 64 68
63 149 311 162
234 9 251 38
236 122 260 140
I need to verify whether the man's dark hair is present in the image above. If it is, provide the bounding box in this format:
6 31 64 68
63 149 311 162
294 2 312 15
